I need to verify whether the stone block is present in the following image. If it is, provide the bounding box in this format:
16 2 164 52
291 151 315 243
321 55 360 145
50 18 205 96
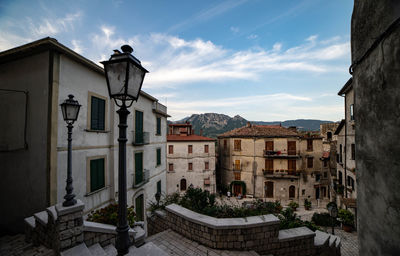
60 229 74 240
74 226 83 235
60 238 71 249
76 233 84 243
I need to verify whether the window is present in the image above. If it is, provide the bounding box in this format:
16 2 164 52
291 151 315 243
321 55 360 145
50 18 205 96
327 132 332 140
265 141 274 151
224 140 227 150
338 171 343 185
287 141 296 155
351 144 355 160
234 160 241 171
288 159 296 171
135 194 144 221
289 185 295 198
156 148 161 166
188 145 193 154
90 96 106 130
307 157 314 168
90 158 105 192
169 163 174 172
180 179 187 191
204 144 209 153
135 152 143 185
323 159 328 167
169 145 173 154
234 140 241 151
205 162 209 170
324 172 328 178
339 144 343 163
347 176 355 190
307 139 313 151
265 159 273 171
188 162 193 171
135 110 144 144
350 104 354 120
316 174 321 182
157 180 161 194
234 172 241 180
156 117 161 135
302 189 305 196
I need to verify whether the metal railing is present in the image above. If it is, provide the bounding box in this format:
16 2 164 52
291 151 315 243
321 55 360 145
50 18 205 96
263 149 300 158
132 131 150 145
152 102 167 115
133 169 150 188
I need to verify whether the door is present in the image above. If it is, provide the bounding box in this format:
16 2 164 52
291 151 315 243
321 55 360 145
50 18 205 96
287 141 296 155
289 185 295 198
135 110 143 143
288 159 296 175
180 179 187 191
135 152 143 185
316 187 320 199
135 194 144 221
265 181 274 198
234 160 240 171
233 184 242 196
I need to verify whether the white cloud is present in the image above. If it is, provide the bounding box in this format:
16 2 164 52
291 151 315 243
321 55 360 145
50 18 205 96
230 26 239 34
71 40 83 54
247 34 258 40
29 11 82 37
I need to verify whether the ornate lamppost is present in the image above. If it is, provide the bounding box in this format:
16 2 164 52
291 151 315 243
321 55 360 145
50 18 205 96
60 95 81 207
328 202 338 235
101 45 148 255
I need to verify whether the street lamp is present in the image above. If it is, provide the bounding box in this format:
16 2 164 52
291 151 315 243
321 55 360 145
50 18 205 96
60 95 81 207
101 45 148 255
328 202 338 235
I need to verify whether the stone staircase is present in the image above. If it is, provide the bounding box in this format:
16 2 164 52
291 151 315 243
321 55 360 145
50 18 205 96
313 230 341 256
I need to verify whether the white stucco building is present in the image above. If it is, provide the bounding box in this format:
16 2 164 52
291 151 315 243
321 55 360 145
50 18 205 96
166 123 216 194
0 37 168 233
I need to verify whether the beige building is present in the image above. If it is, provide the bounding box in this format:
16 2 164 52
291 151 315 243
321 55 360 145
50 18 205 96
218 123 331 206
335 78 356 209
167 123 216 194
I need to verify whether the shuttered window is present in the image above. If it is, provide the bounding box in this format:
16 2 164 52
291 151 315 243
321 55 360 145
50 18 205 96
234 140 241 151
265 141 274 151
287 141 296 155
265 159 273 171
307 139 313 151
188 163 193 171
307 157 314 168
135 152 143 185
188 145 193 154
169 145 173 154
156 117 161 135
90 158 105 192
157 180 161 194
90 96 105 130
204 145 209 153
156 148 161 166
205 161 209 170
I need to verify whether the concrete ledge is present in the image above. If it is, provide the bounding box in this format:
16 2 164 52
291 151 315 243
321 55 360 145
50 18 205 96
56 199 85 216
33 211 48 226
278 227 315 242
46 206 58 221
24 216 36 228
165 204 280 229
314 230 330 247
83 221 137 236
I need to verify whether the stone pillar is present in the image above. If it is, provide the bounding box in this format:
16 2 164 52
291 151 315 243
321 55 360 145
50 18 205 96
351 1 400 255
55 199 84 252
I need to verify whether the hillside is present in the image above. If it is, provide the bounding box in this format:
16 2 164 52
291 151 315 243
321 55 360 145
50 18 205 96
174 113 333 138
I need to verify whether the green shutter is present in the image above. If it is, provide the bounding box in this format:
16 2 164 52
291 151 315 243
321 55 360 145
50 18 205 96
156 117 161 135
135 194 144 221
90 158 105 192
135 152 143 184
91 97 105 130
135 111 143 143
157 181 161 194
156 148 161 166
98 98 105 130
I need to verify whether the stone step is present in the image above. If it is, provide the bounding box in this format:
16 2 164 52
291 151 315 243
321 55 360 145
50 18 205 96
133 226 145 247
60 243 92 256
335 236 341 248
103 244 117 256
46 205 58 222
329 234 338 247
34 210 49 226
88 243 107 256
314 230 330 247
24 216 36 229
127 242 168 256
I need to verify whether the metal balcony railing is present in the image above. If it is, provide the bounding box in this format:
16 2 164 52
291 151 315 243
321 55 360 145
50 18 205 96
152 102 168 116
133 169 150 188
263 169 299 177
132 131 150 145
263 150 301 158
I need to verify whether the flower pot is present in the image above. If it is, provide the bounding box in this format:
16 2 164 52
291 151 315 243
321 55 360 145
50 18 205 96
342 224 353 232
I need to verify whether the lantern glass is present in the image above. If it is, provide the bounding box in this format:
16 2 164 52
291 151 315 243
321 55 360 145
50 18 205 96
126 62 146 100
105 61 128 100
60 95 81 122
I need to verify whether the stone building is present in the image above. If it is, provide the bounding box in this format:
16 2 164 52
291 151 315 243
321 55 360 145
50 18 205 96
167 123 216 194
335 78 357 210
0 37 168 234
218 123 330 206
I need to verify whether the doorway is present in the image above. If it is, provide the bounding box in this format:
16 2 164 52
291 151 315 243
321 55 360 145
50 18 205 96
265 181 274 198
135 194 144 221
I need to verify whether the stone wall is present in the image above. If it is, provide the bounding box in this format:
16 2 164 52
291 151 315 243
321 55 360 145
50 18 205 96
352 1 400 255
147 204 340 256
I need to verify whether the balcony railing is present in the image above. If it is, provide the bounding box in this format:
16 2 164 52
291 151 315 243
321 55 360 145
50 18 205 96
132 131 150 145
263 169 299 177
263 150 301 158
152 102 168 116
133 169 150 188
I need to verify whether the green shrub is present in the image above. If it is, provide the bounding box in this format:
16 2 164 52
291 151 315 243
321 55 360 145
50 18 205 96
278 208 320 231
288 201 299 211
338 209 354 226
87 204 135 226
304 199 312 210
312 212 339 226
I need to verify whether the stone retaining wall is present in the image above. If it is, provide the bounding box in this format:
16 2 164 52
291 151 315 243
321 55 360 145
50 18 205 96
83 221 137 247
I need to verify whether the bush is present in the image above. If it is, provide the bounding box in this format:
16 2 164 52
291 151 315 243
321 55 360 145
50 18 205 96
87 204 135 226
278 208 320 231
288 201 299 211
304 199 312 210
338 209 354 226
311 212 339 226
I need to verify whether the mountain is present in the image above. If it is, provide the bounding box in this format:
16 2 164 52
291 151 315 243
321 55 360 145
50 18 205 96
174 113 334 138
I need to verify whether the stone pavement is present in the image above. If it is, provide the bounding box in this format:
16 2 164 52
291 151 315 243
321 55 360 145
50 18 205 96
0 234 54 256
146 229 260 256
334 229 359 256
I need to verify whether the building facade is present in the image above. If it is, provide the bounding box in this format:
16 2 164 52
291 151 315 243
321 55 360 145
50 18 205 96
0 38 168 233
167 123 216 194
218 123 330 206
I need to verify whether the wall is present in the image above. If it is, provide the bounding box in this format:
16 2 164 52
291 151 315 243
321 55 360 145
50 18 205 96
352 1 400 255
0 51 50 234
167 141 216 194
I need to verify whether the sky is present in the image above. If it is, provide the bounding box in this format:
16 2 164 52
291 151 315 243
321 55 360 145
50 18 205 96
0 0 353 121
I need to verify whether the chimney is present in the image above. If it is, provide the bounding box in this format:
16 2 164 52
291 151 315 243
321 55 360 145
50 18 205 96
200 129 203 136
288 126 297 132
246 122 252 128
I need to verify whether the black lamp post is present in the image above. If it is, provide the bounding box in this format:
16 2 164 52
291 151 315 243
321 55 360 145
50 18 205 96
60 95 81 207
328 202 338 235
101 45 148 255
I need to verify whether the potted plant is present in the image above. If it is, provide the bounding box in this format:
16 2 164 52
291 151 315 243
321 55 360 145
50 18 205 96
304 199 312 210
338 209 354 232
288 201 299 211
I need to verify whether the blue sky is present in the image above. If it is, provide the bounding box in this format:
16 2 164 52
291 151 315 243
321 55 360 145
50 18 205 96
0 0 353 121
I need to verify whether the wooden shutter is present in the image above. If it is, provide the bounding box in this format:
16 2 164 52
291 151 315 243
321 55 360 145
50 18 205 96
205 145 209 153
234 140 241 151
135 110 143 143
188 145 193 153
287 141 296 155
265 159 273 171
234 172 241 180
307 139 313 151
205 162 209 170
156 148 161 165
169 145 173 154
169 163 173 172
135 152 143 184
91 97 105 130
90 158 104 192
188 163 192 170
135 194 144 221
307 157 313 168
234 160 240 170
156 117 161 135
265 141 274 151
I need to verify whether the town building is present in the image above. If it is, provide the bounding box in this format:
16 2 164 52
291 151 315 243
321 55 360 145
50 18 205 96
217 123 330 206
0 37 168 234
335 78 356 211
167 123 216 194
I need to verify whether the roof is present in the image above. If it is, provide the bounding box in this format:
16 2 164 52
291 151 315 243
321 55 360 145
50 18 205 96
334 119 345 135
218 125 299 138
0 37 157 102
167 134 215 142
338 78 353 96
169 123 191 127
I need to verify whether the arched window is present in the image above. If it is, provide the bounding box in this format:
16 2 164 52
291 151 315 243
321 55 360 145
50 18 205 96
289 185 295 198
180 179 187 191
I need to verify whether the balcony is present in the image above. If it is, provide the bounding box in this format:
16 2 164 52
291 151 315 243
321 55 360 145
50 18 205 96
133 169 150 188
132 131 150 145
152 102 168 116
263 150 301 159
263 169 299 179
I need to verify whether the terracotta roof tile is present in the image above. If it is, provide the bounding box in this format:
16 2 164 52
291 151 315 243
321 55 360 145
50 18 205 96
167 134 215 142
218 125 299 138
